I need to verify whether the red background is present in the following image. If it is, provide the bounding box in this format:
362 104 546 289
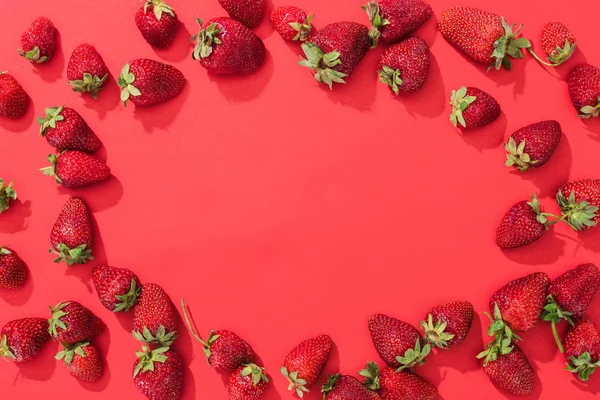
2 0 600 398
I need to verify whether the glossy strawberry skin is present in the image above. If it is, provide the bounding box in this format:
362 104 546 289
378 36 430 94
368 314 422 368
228 366 269 400
219 0 265 29
120 59 185 107
45 151 110 188
50 197 92 254
549 264 600 318
60 342 104 383
48 301 104 345
0 72 28 119
379 367 438 400
19 17 57 63
282 334 332 390
323 375 380 400
92 264 141 312
132 283 178 339
495 201 545 249
39 106 102 152
460 87 500 129
135 3 180 48
372 0 432 44
0 318 50 362
270 6 311 41
559 179 600 230
507 120 562 170
568 64 600 117
489 272 550 332
541 22 576 58
424 301 474 348
565 316 600 362
482 345 534 395
0 247 28 289
133 349 184 400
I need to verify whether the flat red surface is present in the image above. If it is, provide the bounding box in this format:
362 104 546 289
2 0 600 399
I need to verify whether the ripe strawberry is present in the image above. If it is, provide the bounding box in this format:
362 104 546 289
0 318 50 362
281 334 333 397
0 247 28 289
481 345 534 395
18 17 57 63
38 106 102 152
0 178 17 213
270 6 313 41
192 17 266 75
41 151 110 188
56 341 104 382
135 0 180 49
495 194 551 249
229 364 269 400
0 71 28 119
219 0 265 29
504 120 562 172
541 22 576 65
299 22 370 89
92 264 141 312
378 36 430 95
439 7 531 71
133 346 184 400
564 316 600 381
322 374 380 400
362 0 432 47
361 361 438 400
557 179 600 231
568 64 600 118
449 86 500 129
49 197 93 266
67 44 109 99
118 59 185 107
368 314 429 370
421 301 474 349
48 301 104 345
132 283 178 346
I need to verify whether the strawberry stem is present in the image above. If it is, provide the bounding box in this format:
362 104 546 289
551 321 565 353
526 47 560 67
180 299 206 345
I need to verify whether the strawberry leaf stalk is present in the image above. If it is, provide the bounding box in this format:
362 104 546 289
477 304 521 366
298 43 347 90
0 178 17 214
543 295 573 353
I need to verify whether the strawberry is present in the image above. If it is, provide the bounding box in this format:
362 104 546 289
135 0 180 49
38 106 102 152
0 318 50 362
495 194 552 249
41 151 110 188
541 22 576 66
18 17 57 63
192 17 266 76
132 283 178 346
362 0 432 47
421 301 474 349
504 120 562 172
322 374 380 400
568 64 600 118
49 197 93 266
557 179 600 231
56 341 104 382
0 178 17 213
92 264 141 312
378 36 430 95
368 314 429 370
449 86 500 130
299 22 370 89
270 6 313 41
481 345 534 395
118 59 185 107
0 71 28 119
67 44 109 99
182 299 254 371
48 301 104 345
229 364 269 400
134 346 184 400
281 334 332 397
219 0 265 29
0 247 28 289
439 7 532 71
361 361 438 400
564 316 600 381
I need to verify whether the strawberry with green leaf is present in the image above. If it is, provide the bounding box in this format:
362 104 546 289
0 178 17 214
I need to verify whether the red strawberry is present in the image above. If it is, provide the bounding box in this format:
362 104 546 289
0 178 17 213
564 316 600 381
449 86 500 130
541 22 576 65
0 318 50 362
182 299 254 371
118 59 185 107
363 0 432 47
568 64 600 118
229 364 269 400
38 106 102 152
378 36 430 95
368 314 429 370
281 334 332 396
0 71 28 119
92 264 141 312
56 341 104 382
132 283 178 346
133 346 184 400
0 247 28 289
361 361 438 400
299 21 370 89
481 345 534 395
421 301 474 349
67 44 109 99
439 7 532 71
49 197 93 266
504 120 562 172
219 0 265 29
495 194 550 249
270 6 313 41
41 151 110 188
322 374 380 400
557 179 600 231
135 0 180 49
192 17 266 76
48 301 104 344
18 17 57 63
